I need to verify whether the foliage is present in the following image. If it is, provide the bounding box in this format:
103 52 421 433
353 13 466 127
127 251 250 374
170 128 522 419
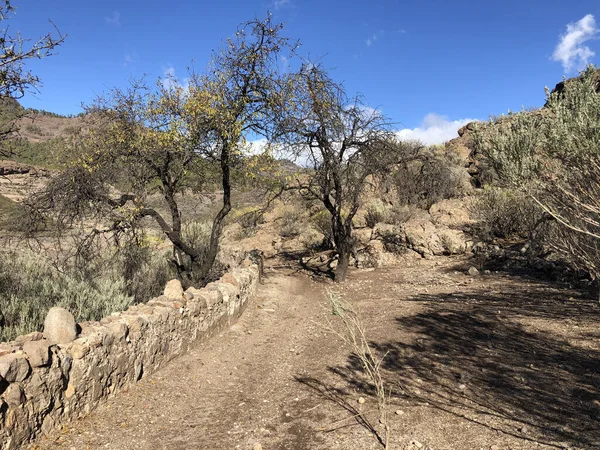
365 199 388 228
471 111 543 188
278 205 303 238
385 204 418 226
391 147 468 209
25 16 296 286
310 209 334 248
229 206 264 238
3 136 65 167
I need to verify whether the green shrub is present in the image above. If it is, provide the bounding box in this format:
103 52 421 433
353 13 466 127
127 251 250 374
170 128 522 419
0 251 132 342
24 124 43 135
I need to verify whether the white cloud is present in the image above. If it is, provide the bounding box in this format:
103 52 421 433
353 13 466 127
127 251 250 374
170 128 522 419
396 113 475 145
552 14 598 72
162 66 190 91
105 10 121 26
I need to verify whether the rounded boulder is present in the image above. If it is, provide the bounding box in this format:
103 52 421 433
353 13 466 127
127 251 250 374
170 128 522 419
43 307 77 344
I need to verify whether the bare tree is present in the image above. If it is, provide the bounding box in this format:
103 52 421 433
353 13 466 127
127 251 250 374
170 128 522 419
282 64 420 281
0 0 65 156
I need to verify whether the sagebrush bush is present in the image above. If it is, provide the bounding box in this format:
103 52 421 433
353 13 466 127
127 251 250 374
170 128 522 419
0 244 173 342
278 206 303 238
472 66 600 280
0 251 129 342
392 151 467 209
472 187 541 240
310 209 333 248
365 200 388 228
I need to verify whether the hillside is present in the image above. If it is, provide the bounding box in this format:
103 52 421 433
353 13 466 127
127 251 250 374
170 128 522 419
446 66 600 186
0 99 81 167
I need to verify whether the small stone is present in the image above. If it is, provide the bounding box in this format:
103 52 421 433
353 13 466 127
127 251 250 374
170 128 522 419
163 279 184 300
410 440 423 449
22 339 51 367
13 331 44 346
43 307 77 344
490 445 500 450
467 266 480 277
358 397 365 404
3 383 25 407
0 353 31 382
221 272 239 287
65 382 76 399
458 384 467 390
69 340 90 360
395 409 404 415
519 425 528 434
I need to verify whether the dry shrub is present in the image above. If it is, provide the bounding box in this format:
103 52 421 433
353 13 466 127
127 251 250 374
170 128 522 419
325 290 390 449
472 187 541 240
310 209 333 248
364 200 388 228
392 151 468 209
278 205 304 238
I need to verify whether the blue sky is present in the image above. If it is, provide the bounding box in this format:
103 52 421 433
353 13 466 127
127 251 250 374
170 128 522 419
9 0 600 144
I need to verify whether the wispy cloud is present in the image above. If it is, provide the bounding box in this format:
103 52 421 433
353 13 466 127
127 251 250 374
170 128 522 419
365 30 386 47
162 66 190 91
123 53 135 68
552 14 598 72
272 0 291 10
396 113 476 145
105 10 121 27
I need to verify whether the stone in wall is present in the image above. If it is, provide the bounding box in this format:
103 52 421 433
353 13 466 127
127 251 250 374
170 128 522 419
0 262 260 450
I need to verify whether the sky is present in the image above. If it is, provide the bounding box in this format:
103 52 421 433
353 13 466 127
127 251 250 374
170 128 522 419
9 0 600 145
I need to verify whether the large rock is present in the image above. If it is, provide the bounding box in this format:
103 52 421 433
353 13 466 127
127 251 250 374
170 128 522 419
403 218 468 257
163 279 184 300
429 198 474 228
43 307 77 344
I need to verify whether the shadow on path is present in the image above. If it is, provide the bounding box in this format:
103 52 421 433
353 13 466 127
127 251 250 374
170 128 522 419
329 278 600 448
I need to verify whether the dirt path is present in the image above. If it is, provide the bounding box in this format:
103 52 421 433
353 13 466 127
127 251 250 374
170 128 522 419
30 256 600 450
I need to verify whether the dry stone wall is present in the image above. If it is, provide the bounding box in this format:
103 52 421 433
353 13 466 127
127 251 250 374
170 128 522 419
0 262 260 449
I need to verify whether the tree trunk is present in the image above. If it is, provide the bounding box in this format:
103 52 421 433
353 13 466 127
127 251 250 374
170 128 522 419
198 140 232 283
335 245 351 282
332 216 353 283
